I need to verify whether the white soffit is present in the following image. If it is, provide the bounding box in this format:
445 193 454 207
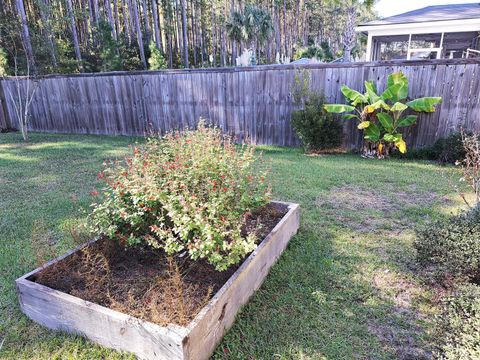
356 18 480 36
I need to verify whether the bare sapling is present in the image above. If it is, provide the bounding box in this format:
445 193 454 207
457 129 480 206
5 56 38 141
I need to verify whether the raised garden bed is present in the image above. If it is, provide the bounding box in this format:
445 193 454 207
16 201 300 360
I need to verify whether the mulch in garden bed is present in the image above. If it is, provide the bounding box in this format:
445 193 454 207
32 202 287 326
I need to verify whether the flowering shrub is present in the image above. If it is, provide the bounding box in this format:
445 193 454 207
88 122 271 270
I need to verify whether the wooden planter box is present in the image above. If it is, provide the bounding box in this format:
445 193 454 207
16 201 300 360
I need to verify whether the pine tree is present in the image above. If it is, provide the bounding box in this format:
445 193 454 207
97 20 123 71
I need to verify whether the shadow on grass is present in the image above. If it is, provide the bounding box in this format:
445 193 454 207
211 221 432 360
212 175 454 360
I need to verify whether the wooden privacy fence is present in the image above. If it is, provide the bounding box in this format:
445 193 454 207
1 58 479 148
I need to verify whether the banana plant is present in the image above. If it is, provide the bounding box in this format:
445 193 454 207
324 72 442 157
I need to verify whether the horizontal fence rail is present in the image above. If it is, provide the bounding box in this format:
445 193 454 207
1 59 479 148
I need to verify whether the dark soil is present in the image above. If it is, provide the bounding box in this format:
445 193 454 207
32 202 288 326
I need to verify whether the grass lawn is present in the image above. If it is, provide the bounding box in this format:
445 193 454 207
0 132 471 359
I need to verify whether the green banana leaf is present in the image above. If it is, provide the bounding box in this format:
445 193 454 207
382 72 409 102
381 83 407 102
387 72 408 86
364 81 380 103
398 115 418 127
383 133 403 143
324 104 356 113
377 112 394 133
390 102 408 112
341 85 367 105
363 123 380 141
406 97 442 112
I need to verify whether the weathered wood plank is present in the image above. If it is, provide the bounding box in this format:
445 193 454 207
17 279 186 360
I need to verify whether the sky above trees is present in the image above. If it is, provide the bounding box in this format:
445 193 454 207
375 0 479 17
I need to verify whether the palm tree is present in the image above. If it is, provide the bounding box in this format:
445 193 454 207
227 5 273 64
342 0 375 62
246 5 273 62
255 8 273 48
226 10 246 52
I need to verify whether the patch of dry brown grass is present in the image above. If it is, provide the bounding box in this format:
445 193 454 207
316 184 451 233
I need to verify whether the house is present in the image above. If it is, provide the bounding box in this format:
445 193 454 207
356 3 480 61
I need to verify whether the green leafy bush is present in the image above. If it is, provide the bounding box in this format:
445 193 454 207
293 42 333 62
394 132 465 164
458 131 480 204
291 93 343 152
435 283 480 359
392 132 480 164
290 69 343 152
414 205 480 280
431 132 466 164
89 122 271 271
391 146 438 161
148 41 167 70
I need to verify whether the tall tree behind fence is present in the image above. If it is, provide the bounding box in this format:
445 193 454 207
1 59 479 148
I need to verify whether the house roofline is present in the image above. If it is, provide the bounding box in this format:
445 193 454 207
356 18 480 34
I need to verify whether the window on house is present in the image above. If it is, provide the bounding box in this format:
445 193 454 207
372 35 410 60
408 33 443 60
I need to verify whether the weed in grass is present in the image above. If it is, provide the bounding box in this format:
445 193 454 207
140 256 214 326
30 220 57 267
